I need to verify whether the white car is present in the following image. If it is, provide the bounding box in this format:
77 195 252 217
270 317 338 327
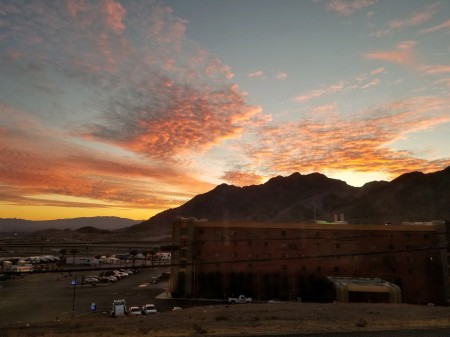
128 306 141 316
141 304 157 314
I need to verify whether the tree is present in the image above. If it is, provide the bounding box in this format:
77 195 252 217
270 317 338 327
70 248 79 264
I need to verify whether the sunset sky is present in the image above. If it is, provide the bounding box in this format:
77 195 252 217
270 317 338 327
1 0 449 221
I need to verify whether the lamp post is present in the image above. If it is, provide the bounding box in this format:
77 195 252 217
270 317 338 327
71 276 77 316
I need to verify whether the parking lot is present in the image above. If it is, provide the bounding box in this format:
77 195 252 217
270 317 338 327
0 267 198 324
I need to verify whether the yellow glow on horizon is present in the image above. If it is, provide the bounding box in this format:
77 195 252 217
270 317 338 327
0 203 155 221
326 170 390 187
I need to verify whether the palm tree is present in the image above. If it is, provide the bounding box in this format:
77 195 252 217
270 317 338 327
70 248 79 265
129 250 138 268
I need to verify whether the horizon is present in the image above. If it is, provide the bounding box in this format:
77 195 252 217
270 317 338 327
1 1 449 221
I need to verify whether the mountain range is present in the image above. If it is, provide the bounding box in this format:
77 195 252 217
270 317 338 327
131 166 450 235
0 216 142 232
2 167 449 235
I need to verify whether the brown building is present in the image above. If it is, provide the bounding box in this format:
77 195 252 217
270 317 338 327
170 218 449 305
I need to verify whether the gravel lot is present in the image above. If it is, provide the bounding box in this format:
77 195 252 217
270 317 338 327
2 270 450 336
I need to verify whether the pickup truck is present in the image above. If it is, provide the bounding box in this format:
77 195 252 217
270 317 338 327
228 295 252 304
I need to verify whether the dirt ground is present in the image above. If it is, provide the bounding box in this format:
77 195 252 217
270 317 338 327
2 301 450 337
2 266 450 336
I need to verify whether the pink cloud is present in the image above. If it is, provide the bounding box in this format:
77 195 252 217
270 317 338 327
294 80 347 103
370 67 385 75
275 72 288 80
327 0 378 16
364 41 417 67
248 70 265 79
420 64 450 75
419 19 450 34
375 3 439 37
102 0 126 34
67 0 87 18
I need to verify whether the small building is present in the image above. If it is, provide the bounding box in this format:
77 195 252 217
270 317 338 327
327 277 402 303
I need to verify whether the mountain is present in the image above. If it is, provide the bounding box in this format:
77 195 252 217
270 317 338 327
0 216 142 232
131 167 450 235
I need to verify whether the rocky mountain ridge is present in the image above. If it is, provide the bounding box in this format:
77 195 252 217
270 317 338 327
132 166 450 235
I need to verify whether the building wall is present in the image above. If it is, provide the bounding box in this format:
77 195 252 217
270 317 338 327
170 218 449 305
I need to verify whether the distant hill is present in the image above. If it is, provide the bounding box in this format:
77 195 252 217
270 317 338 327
0 216 142 232
130 166 450 235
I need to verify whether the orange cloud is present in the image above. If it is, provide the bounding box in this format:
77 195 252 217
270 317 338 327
221 171 264 187
242 95 450 181
0 104 214 211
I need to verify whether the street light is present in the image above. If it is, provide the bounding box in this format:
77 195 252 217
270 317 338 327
71 276 77 316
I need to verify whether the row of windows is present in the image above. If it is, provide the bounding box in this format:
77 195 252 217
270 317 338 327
208 251 419 263
197 239 423 252
198 228 433 241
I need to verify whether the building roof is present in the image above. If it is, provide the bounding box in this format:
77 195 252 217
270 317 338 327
188 220 440 232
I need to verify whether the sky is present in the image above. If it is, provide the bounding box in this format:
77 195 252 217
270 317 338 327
0 0 449 221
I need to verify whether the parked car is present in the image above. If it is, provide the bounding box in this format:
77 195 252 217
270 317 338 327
128 306 141 316
228 295 252 304
141 304 157 314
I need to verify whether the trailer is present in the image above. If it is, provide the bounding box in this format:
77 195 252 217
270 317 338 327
111 299 127 317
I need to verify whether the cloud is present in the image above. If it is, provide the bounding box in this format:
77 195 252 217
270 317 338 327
375 3 439 37
275 72 288 80
241 95 450 180
419 19 450 34
293 80 347 103
0 104 214 210
294 68 385 103
419 64 450 75
370 67 385 75
364 41 417 67
0 1 263 160
248 70 265 79
221 171 264 187
327 0 378 16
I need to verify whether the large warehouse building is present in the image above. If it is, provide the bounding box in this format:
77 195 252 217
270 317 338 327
170 217 449 305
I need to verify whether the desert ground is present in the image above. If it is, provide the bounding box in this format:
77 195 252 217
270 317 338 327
2 269 450 336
